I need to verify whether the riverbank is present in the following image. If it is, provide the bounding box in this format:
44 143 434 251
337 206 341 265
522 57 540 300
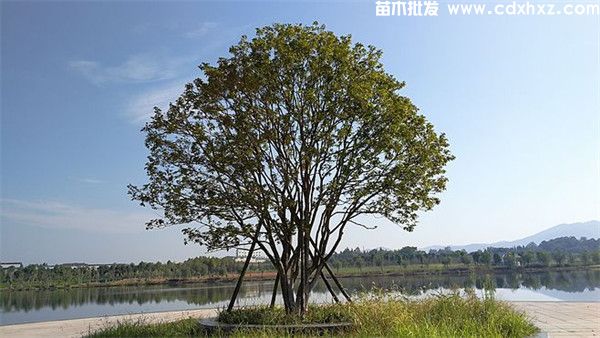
2 302 597 337
4 264 599 291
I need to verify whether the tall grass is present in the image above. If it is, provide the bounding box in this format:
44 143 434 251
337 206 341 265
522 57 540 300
345 290 537 337
88 291 538 337
86 317 202 337
218 303 352 325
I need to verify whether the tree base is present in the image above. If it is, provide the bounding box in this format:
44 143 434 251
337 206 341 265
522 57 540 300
199 317 352 335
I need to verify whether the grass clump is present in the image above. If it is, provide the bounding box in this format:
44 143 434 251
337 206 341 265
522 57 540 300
218 303 351 325
88 291 538 337
86 317 202 337
347 291 538 337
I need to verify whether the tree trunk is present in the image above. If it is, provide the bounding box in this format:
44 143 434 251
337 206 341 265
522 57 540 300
270 271 280 308
302 230 310 310
279 271 296 313
296 226 306 315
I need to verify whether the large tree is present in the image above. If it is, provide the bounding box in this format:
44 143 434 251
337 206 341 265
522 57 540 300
129 23 453 315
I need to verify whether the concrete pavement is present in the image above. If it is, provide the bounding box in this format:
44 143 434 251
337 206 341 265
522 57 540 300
512 302 599 337
0 309 218 338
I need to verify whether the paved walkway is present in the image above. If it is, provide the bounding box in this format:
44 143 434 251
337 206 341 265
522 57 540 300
511 302 599 337
0 309 218 338
0 302 597 337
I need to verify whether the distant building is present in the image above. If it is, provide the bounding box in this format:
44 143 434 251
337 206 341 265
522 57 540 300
233 257 267 263
1 262 23 269
234 249 267 263
58 263 104 269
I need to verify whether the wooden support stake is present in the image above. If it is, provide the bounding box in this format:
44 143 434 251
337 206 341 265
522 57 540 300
227 226 262 312
320 271 340 303
324 263 352 302
307 238 352 302
305 243 340 303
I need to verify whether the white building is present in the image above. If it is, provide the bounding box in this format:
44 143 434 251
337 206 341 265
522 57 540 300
1 262 23 269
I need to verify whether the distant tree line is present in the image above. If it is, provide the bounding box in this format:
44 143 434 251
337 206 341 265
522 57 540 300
1 236 598 290
0 256 259 290
329 237 600 271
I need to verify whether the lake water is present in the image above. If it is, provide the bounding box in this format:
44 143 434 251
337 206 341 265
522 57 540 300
1 268 599 325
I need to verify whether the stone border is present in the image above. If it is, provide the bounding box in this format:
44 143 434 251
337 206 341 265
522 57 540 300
199 317 353 334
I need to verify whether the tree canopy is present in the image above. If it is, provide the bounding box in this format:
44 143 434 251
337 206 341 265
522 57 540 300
129 22 453 314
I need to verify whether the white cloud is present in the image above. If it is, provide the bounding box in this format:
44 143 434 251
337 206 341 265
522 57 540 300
0 199 158 234
185 22 218 38
75 177 104 184
126 80 191 124
69 54 187 85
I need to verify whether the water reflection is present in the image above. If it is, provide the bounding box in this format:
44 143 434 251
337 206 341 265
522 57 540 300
1 268 598 325
334 268 600 295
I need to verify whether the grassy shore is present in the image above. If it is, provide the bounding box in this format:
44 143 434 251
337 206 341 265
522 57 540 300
4 264 598 291
87 292 538 337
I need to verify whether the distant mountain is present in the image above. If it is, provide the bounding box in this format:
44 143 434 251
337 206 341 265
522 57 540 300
424 220 600 252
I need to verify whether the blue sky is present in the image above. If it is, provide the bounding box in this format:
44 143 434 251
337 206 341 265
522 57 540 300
1 1 599 264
